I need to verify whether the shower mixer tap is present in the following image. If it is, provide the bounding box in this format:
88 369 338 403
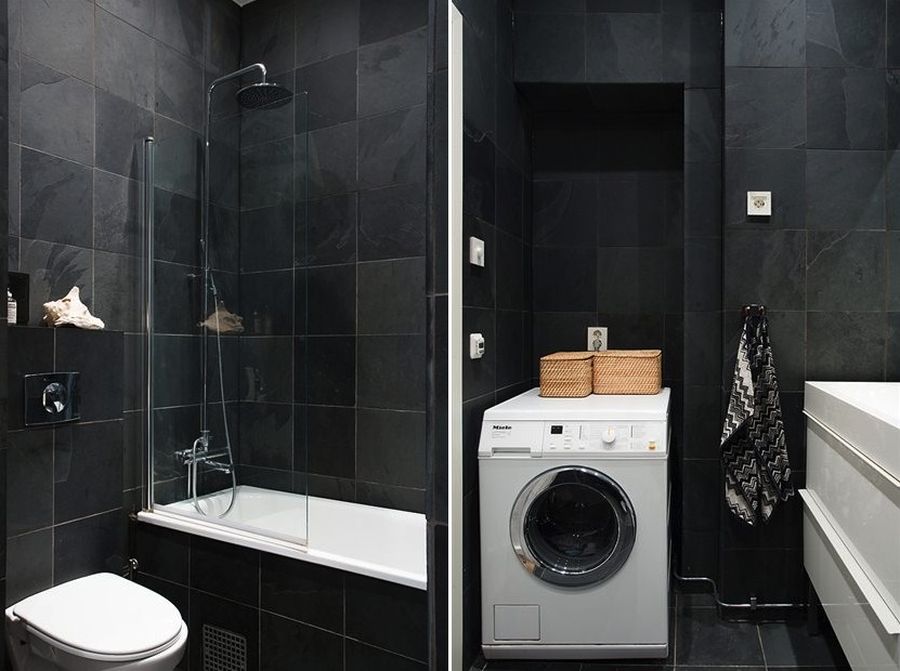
175 431 229 468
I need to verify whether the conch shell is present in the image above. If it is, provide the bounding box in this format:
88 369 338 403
42 286 105 330
198 304 244 334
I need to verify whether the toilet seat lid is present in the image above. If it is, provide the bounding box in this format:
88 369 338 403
12 573 184 660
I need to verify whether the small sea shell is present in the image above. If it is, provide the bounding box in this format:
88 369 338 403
42 286 105 330
198 304 245 334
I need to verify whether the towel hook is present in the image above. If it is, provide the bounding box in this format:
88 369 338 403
741 304 766 319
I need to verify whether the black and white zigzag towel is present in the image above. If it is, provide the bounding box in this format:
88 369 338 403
721 315 794 525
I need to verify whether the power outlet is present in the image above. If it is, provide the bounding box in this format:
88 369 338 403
587 327 608 352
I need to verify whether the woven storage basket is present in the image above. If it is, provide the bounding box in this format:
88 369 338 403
539 352 594 398
593 349 662 395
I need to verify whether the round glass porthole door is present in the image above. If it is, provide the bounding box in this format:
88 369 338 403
510 466 636 587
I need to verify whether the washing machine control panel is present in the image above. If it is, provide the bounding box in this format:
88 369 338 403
542 422 666 454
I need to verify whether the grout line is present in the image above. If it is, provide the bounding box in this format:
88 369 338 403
673 590 678 666
757 623 768 671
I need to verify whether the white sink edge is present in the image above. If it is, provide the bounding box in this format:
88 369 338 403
806 381 900 431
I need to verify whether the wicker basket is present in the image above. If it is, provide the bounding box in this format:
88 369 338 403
593 350 662 395
539 352 594 398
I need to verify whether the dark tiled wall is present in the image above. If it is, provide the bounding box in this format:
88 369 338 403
0 0 9 660
529 103 684 403
236 0 433 514
8 0 240 330
134 524 429 670
428 0 450 667
3 0 241 625
5 327 132 608
458 0 534 666
511 0 725 586
5 3 440 671
6 0 243 508
508 0 725 587
721 0 900 604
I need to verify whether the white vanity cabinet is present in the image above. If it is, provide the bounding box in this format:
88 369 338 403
803 382 900 671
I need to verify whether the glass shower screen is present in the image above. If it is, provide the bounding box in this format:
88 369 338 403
143 83 309 547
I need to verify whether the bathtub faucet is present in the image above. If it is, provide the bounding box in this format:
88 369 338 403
202 459 234 474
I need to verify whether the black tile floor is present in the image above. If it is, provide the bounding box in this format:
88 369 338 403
470 591 849 671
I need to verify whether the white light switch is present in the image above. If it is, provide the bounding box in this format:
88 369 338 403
747 191 772 216
470 333 485 359
469 236 485 267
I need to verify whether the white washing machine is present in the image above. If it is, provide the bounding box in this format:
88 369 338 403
479 387 671 660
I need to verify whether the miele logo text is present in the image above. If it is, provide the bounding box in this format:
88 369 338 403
492 425 512 430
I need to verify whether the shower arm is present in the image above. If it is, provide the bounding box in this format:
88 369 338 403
206 63 268 102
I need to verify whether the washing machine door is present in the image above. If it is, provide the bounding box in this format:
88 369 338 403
510 465 636 587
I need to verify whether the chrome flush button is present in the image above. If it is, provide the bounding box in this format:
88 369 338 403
25 372 80 426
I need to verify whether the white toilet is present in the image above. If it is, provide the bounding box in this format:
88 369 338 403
5 573 188 671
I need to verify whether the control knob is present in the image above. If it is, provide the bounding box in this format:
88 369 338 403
601 427 617 446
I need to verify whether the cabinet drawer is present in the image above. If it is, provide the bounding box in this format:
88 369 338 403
805 418 900 621
803 491 900 671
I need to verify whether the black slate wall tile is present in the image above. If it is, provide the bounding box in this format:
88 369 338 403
807 0 885 68
347 639 428 671
345 574 429 661
261 611 344 671
155 42 204 131
260 553 345 633
53 508 127 584
20 149 92 248
724 0 805 67
296 51 358 131
20 0 94 83
514 13 586 82
888 70 900 150
807 231 885 311
96 8 156 111
6 429 53 536
724 67 806 148
154 0 205 63
19 59 94 165
807 69 885 150
357 408 427 489
358 183 427 260
307 405 355 478
358 28 428 117
295 0 360 67
806 311 886 380
723 230 806 311
357 106 426 189
586 13 663 82
357 334 427 410
662 11 722 88
357 258 427 334
54 421 124 523
93 171 140 256
360 0 429 46
463 17 496 138
806 150 885 230
190 536 260 607
6 530 52 606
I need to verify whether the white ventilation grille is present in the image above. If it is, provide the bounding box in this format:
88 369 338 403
202 624 247 671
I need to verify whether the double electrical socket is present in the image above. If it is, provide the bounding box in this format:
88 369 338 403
587 327 608 351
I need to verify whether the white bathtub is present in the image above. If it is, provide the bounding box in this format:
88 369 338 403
138 485 427 590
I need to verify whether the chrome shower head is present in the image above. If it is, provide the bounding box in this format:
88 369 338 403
235 81 292 110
